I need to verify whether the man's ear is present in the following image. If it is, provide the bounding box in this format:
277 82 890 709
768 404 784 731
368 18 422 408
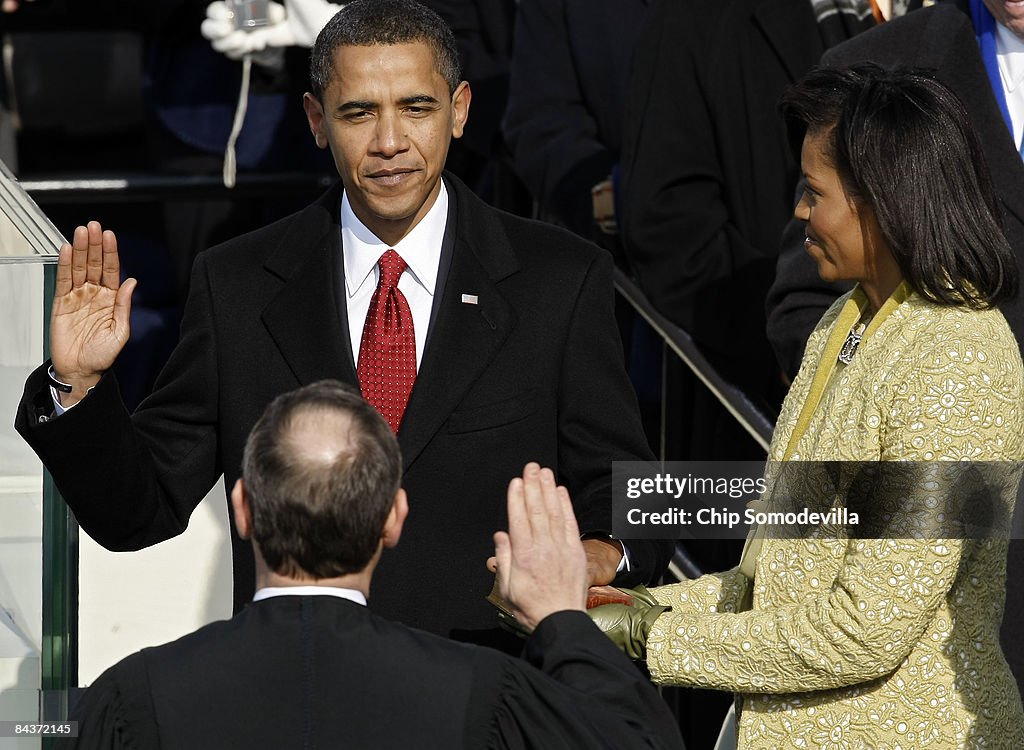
230 478 253 541
450 81 471 140
381 488 409 549
303 92 329 150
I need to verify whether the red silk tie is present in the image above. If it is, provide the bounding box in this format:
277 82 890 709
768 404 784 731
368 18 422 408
357 249 416 432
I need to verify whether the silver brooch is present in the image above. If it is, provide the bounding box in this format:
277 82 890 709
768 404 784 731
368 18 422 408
838 324 865 365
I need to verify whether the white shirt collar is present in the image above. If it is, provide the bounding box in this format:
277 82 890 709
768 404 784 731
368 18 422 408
253 586 367 606
996 21 1024 94
341 181 448 300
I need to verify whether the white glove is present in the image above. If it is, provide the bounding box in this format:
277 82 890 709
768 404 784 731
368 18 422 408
201 0 341 62
278 0 344 47
201 1 289 66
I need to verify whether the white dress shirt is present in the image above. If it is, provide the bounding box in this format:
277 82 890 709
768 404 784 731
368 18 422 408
253 585 367 605
341 181 449 370
996 21 1024 152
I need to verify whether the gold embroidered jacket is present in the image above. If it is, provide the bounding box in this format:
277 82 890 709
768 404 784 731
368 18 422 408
647 285 1024 749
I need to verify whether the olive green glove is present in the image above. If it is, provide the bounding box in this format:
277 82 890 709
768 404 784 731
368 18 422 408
587 585 670 660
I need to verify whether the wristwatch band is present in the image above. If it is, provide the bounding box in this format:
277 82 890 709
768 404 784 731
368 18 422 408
47 366 73 394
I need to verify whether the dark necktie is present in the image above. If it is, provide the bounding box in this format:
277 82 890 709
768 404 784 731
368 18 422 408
357 249 416 432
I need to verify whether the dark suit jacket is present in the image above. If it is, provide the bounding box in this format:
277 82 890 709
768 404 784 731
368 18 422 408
503 0 651 239
16 174 669 636
60 596 685 749
620 0 842 401
762 0 1024 691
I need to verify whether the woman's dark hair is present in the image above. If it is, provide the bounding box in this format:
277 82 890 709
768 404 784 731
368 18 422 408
779 63 1017 308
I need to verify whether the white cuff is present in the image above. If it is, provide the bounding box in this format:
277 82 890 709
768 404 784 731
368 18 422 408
46 365 94 416
617 541 632 574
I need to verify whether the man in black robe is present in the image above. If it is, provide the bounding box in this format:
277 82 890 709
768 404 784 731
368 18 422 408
59 381 684 750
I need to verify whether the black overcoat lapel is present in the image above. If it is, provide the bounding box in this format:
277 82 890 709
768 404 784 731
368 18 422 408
260 185 359 389
397 179 518 471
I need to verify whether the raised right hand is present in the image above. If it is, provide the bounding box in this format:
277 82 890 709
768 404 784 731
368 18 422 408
50 221 136 406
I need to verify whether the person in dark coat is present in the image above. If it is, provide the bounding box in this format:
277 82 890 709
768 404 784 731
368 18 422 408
60 381 685 750
16 0 671 640
619 0 877 421
503 0 651 246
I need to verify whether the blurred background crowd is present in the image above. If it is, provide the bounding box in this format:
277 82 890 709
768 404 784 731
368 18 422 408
5 0 1024 746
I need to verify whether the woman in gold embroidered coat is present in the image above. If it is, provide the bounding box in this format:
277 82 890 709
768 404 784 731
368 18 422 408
598 66 1024 748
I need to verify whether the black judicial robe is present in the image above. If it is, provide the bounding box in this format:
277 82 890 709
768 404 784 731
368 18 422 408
60 598 684 750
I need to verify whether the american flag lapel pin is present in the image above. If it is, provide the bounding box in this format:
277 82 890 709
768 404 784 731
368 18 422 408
461 293 479 305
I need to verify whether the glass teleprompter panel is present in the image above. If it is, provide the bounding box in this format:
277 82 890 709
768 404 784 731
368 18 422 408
0 159 62 259
0 156 66 745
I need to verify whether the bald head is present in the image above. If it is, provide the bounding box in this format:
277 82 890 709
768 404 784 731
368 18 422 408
241 381 402 579
284 408 358 466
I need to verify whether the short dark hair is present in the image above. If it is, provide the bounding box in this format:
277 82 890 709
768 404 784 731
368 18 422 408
241 380 402 579
309 0 461 100
780 63 1017 308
